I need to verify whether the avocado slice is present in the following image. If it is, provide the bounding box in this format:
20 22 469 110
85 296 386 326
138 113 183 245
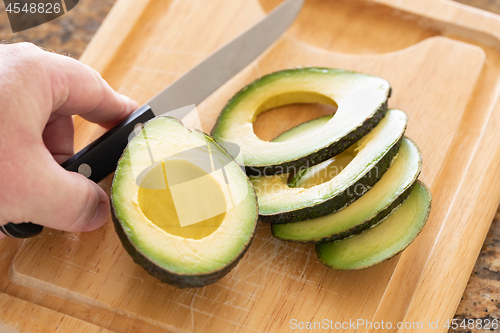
111 116 258 288
211 68 391 176
273 114 333 144
273 115 351 188
272 137 422 243
251 109 408 224
316 181 431 270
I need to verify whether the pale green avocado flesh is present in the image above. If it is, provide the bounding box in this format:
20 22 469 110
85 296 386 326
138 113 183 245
272 137 422 243
251 109 408 224
111 116 258 288
211 67 391 175
316 181 431 270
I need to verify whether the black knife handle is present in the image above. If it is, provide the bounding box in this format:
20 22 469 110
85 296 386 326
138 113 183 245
1 223 44 238
61 104 155 182
1 104 155 239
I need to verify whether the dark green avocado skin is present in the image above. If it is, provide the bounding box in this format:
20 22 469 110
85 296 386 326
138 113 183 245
110 115 258 289
110 204 253 289
245 102 388 176
272 181 416 244
315 180 432 270
211 67 391 176
260 137 402 224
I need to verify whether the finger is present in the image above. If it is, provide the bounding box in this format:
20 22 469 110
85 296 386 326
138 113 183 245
13 148 110 233
41 164 110 232
42 114 74 164
44 52 139 126
0 233 5 241
0 43 138 130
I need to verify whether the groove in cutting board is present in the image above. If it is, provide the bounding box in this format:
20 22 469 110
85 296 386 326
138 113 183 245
259 0 440 54
0 291 110 333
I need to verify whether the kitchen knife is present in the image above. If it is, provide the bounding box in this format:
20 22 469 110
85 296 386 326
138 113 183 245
1 0 304 238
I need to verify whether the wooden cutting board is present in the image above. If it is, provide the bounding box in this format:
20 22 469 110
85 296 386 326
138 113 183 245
3 0 500 332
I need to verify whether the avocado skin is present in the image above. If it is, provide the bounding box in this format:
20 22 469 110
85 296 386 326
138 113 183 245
315 180 432 270
211 67 390 176
260 137 402 224
245 101 388 176
272 181 416 244
111 207 253 288
110 116 258 289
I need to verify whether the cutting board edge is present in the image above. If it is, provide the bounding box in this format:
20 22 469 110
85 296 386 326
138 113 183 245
373 0 500 49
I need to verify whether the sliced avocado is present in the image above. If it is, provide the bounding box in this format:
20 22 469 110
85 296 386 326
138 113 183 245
111 116 258 288
211 68 391 175
316 181 431 270
272 137 422 243
271 114 347 188
272 114 332 143
251 109 408 224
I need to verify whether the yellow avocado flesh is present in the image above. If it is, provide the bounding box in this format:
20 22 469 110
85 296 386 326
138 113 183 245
273 138 421 241
294 145 357 189
111 117 258 275
212 68 391 166
251 110 408 215
138 160 226 240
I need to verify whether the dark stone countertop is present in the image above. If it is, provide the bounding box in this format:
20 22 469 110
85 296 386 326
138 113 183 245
0 0 115 58
1 1 500 332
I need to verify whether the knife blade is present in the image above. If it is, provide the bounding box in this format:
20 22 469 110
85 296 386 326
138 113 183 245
2 0 304 238
147 0 304 115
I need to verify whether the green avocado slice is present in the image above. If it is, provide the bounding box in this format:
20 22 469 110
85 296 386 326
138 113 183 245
251 109 408 224
272 137 422 243
211 68 391 175
273 115 332 143
111 116 258 288
316 181 431 270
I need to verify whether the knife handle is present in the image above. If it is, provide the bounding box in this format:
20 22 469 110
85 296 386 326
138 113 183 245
1 223 44 239
61 104 155 182
1 104 155 239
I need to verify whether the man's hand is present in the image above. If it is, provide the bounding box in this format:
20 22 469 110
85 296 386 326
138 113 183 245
0 43 139 240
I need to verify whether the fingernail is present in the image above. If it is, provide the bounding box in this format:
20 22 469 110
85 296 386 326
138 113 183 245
82 200 109 232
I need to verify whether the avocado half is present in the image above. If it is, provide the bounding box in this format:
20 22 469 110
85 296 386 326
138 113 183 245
251 109 408 224
211 68 391 176
111 116 258 288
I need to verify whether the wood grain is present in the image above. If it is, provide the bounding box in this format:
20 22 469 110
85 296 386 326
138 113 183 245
4 0 500 332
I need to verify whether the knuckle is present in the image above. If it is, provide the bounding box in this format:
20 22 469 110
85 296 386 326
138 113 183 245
16 42 41 52
6 42 44 60
0 43 48 80
91 70 108 106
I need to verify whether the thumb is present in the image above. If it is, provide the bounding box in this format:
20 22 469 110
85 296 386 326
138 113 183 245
23 152 110 233
55 171 110 233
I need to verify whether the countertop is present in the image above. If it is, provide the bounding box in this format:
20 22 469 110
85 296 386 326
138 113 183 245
0 0 500 332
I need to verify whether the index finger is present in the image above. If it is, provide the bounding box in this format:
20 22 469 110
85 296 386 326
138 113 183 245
44 46 138 127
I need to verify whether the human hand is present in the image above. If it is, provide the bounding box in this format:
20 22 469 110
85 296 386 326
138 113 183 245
0 43 139 240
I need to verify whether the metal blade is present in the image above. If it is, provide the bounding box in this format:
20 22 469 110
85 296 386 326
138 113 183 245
147 0 304 116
